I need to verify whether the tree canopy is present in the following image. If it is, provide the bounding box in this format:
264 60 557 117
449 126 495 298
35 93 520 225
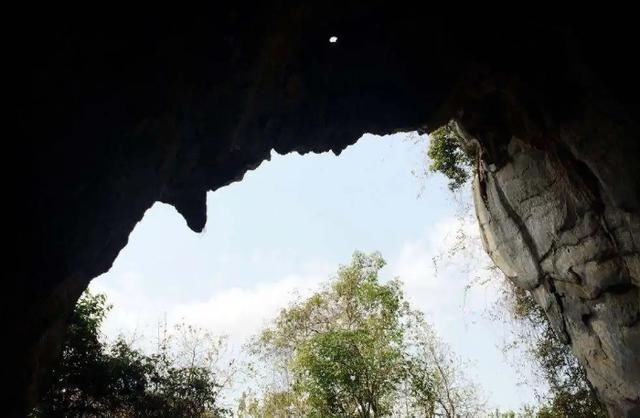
242 251 484 417
33 291 230 417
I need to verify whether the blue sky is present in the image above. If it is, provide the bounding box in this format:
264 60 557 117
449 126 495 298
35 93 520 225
91 132 537 411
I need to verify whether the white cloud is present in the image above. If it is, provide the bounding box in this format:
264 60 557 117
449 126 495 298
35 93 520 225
167 270 329 348
90 271 161 343
390 214 498 324
90 264 332 351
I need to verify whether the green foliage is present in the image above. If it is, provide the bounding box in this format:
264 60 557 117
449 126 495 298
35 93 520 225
247 251 484 417
427 122 473 191
33 291 230 418
237 390 302 418
503 285 606 418
489 406 537 418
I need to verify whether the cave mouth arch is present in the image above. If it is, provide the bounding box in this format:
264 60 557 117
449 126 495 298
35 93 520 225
9 8 640 416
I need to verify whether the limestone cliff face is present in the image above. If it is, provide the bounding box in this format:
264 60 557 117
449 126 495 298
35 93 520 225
471 115 639 415
7 7 640 417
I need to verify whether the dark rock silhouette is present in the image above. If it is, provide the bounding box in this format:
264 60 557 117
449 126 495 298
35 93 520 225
8 6 639 416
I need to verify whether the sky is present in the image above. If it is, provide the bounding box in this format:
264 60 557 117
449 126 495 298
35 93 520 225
90 132 538 411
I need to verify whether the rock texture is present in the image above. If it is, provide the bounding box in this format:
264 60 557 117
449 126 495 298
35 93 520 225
473 138 639 416
7 7 640 417
461 76 640 415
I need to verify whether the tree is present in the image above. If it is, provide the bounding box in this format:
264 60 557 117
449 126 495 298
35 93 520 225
236 389 304 418
249 252 406 417
246 251 485 417
488 407 537 418
33 291 153 417
33 291 231 417
427 121 474 191
145 323 232 417
403 312 485 418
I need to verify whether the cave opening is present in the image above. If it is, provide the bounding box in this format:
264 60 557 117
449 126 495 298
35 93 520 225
83 132 536 411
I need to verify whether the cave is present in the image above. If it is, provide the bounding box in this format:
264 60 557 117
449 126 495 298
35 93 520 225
9 6 639 417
